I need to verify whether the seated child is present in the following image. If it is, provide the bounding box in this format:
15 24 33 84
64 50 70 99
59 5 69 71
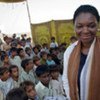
0 67 13 98
49 64 66 96
17 48 27 60
46 54 55 65
35 64 65 100
40 51 47 65
1 53 11 68
21 59 37 84
49 64 62 81
25 47 34 59
9 47 22 74
6 87 28 100
9 65 21 87
20 80 39 100
33 56 41 71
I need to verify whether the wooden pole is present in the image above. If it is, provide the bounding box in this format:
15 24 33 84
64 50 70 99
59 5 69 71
25 0 35 46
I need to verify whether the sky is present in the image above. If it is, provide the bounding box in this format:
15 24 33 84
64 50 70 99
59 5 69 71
0 0 100 35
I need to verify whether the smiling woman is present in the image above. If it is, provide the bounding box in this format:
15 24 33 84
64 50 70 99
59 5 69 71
62 5 100 100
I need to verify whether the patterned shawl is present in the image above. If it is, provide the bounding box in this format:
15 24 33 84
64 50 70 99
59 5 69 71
67 37 100 100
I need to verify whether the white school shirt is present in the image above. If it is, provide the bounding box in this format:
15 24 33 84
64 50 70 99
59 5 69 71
10 77 21 88
9 56 23 74
35 80 64 100
20 70 36 84
0 90 3 100
0 78 14 98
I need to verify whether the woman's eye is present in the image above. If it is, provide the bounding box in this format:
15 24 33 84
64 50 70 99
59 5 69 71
76 25 82 29
88 24 96 28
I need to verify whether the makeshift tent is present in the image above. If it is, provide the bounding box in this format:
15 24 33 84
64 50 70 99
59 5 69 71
0 0 25 2
0 0 32 36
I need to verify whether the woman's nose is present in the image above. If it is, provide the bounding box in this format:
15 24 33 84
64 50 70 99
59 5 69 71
82 27 89 33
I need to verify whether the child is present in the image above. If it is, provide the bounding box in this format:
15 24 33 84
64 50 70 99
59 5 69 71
49 64 66 96
1 53 11 68
50 37 58 48
35 64 65 100
17 48 27 60
6 87 28 100
9 47 22 74
21 59 37 84
49 64 61 80
20 81 39 100
40 51 47 65
25 47 34 59
9 65 21 87
46 54 55 65
33 56 41 71
70 36 77 44
0 67 13 98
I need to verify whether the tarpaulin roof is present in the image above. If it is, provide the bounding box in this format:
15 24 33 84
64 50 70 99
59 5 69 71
0 0 25 3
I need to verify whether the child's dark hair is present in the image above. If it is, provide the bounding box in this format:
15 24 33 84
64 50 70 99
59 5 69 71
51 37 55 40
73 5 99 23
10 47 17 53
70 36 77 40
40 51 47 58
0 67 9 76
17 48 24 55
1 53 8 61
35 64 49 77
20 81 35 92
25 47 31 53
49 64 60 73
33 56 40 63
32 46 38 51
47 53 52 58
6 87 28 100
21 59 31 69
9 65 18 73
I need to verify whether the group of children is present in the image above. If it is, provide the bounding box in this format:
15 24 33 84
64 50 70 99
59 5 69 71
0 34 67 100
0 60 66 100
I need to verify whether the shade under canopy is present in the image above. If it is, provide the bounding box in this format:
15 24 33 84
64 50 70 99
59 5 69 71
0 0 25 3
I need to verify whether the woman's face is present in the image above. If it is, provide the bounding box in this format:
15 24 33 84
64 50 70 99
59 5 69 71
74 12 98 45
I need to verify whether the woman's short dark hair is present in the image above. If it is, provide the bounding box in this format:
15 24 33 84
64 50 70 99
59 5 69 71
73 5 99 23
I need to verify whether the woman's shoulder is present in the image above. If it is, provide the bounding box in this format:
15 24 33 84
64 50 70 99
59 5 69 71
64 41 78 55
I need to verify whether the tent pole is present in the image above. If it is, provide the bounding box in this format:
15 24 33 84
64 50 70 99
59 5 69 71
25 0 35 46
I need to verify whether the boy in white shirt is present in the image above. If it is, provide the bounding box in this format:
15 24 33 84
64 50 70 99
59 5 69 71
0 67 13 98
49 64 66 97
20 80 39 100
50 37 58 48
35 64 65 100
9 47 22 74
21 59 37 84
9 65 21 87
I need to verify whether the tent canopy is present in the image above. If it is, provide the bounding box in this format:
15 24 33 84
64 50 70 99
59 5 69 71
0 0 25 3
